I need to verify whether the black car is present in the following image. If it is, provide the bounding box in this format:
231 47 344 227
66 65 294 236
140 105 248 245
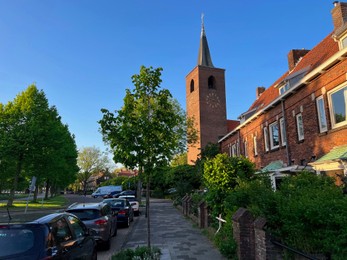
0 212 97 260
102 198 134 227
114 190 136 198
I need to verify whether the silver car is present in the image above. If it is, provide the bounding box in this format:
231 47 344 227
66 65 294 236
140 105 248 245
66 202 117 250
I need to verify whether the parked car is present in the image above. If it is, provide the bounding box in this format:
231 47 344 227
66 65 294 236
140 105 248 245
103 190 122 199
114 190 136 198
66 202 117 250
102 198 134 227
0 212 97 260
119 195 140 216
92 185 122 198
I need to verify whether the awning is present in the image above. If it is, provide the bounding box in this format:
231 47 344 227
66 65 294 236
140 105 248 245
260 160 284 173
309 145 347 172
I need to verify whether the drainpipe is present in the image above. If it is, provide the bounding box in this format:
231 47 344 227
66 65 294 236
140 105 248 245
281 99 291 165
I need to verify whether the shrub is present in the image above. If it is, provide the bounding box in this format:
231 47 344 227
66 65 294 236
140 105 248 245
224 171 347 258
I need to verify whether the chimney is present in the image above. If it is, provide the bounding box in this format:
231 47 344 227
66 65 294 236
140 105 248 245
256 86 265 99
287 49 310 71
331 1 347 36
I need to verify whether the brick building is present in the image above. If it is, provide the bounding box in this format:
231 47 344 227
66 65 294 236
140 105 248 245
187 3 347 181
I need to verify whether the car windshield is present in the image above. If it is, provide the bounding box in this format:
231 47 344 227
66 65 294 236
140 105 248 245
67 209 101 221
0 226 36 258
104 200 124 208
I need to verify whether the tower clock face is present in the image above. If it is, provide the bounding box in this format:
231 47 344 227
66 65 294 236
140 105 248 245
206 92 221 109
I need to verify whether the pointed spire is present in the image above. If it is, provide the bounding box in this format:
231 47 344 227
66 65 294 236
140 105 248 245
197 14 214 68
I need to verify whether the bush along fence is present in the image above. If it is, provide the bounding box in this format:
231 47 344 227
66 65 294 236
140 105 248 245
179 195 327 260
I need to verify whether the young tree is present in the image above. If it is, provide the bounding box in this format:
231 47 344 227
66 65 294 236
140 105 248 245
77 146 109 195
99 66 192 247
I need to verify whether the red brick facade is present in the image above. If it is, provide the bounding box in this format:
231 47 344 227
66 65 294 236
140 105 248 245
186 66 227 164
215 3 347 174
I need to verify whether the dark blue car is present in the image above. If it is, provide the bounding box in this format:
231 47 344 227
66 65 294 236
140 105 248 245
0 212 97 260
102 198 134 227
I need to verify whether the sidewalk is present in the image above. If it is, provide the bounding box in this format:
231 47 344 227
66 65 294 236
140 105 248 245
122 199 226 260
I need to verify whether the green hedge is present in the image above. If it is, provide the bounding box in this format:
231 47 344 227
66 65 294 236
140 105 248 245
225 172 347 258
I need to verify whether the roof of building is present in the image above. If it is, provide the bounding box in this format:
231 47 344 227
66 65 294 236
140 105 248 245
197 15 214 68
246 32 338 116
227 120 240 132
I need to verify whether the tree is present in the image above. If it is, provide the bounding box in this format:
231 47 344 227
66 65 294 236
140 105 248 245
170 153 187 167
77 146 109 195
99 66 192 247
0 85 79 205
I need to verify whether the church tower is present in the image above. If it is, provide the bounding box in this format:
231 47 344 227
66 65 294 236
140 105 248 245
186 16 227 164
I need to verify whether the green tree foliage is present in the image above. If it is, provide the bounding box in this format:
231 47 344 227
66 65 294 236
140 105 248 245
99 66 188 170
168 165 201 198
203 153 255 217
170 153 187 167
0 85 78 205
77 146 109 195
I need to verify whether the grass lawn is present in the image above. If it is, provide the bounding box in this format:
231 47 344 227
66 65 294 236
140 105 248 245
0 195 68 210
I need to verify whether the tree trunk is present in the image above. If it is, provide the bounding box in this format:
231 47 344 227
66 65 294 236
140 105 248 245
146 173 151 248
7 155 22 207
45 179 50 200
33 185 38 202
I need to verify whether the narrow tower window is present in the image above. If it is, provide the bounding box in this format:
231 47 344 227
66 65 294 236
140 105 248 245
190 80 195 93
208 76 216 89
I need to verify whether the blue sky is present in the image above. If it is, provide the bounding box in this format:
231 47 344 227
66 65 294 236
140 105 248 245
0 1 334 160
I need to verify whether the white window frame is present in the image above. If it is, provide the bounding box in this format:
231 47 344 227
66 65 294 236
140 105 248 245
279 117 286 146
231 144 237 157
269 121 280 150
316 95 328 133
296 113 304 141
327 84 347 129
244 140 248 158
263 127 269 152
236 141 240 156
253 135 258 156
339 34 347 49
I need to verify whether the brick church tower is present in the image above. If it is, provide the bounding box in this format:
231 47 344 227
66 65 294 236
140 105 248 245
186 17 227 164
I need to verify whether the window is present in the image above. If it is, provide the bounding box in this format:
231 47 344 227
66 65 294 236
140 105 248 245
279 118 286 146
296 113 304 141
269 121 280 149
190 79 194 93
328 85 347 129
279 82 289 95
67 215 86 239
231 144 237 157
253 136 258 156
341 35 347 49
244 140 248 158
263 127 269 152
208 76 216 89
316 95 328 132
